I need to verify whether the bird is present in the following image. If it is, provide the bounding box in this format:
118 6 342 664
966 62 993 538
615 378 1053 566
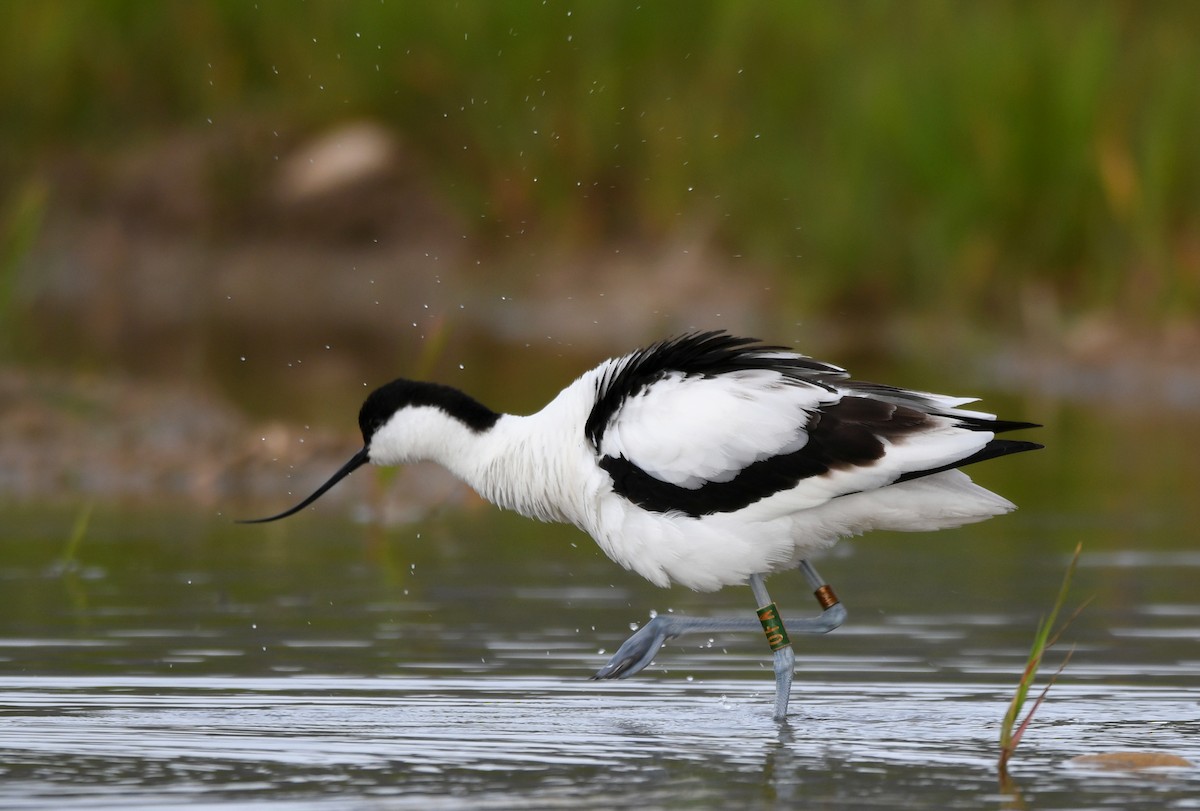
241 331 1041 720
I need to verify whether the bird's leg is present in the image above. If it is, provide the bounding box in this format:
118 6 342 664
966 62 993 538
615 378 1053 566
591 613 763 681
749 572 794 721
591 559 847 716
749 563 845 720
793 559 847 633
753 556 849 724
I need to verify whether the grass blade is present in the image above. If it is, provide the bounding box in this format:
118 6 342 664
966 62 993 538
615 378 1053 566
998 541 1083 773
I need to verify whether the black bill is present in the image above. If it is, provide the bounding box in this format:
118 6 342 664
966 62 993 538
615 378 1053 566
238 447 371 523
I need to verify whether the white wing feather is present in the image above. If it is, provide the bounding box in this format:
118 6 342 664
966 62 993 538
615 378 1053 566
597 370 836 488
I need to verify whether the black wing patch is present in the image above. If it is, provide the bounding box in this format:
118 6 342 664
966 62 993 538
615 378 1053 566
601 395 942 517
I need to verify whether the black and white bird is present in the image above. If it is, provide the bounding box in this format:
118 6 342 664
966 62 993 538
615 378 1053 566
242 331 1041 720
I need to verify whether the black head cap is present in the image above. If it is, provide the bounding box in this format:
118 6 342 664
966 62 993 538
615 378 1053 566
358 379 500 442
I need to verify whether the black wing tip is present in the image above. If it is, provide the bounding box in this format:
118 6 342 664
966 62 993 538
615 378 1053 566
966 438 1044 462
990 419 1042 433
956 417 1042 434
892 438 1043 486
994 438 1044 454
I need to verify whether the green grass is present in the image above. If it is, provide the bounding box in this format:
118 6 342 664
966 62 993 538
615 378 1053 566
3 2 1199 327
998 541 1085 778
52 501 95 578
0 180 46 357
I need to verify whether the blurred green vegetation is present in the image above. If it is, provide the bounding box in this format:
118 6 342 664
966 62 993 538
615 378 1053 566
0 180 47 357
2 1 1198 327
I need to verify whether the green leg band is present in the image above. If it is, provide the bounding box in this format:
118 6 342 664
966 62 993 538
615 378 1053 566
757 602 792 651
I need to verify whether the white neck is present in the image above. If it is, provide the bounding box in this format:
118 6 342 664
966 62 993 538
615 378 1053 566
368 382 597 526
467 413 579 523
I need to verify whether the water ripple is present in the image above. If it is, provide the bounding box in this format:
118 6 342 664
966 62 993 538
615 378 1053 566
0 676 1196 809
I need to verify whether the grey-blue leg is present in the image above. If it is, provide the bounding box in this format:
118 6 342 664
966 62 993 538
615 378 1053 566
592 559 846 720
748 572 795 721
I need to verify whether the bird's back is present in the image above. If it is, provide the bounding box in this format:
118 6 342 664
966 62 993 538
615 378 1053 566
575 332 1039 590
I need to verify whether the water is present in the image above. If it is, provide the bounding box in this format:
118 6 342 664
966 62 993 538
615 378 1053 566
0 675 1195 810
2 409 1199 808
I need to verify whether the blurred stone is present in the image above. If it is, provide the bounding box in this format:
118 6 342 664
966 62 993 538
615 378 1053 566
276 121 399 203
270 120 460 243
